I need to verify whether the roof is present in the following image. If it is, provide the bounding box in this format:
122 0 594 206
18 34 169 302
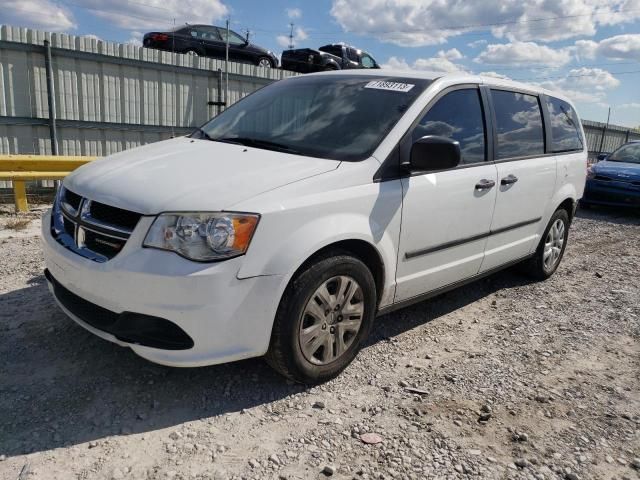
297 69 576 106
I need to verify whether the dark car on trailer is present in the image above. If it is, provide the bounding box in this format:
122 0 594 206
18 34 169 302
582 141 640 209
281 43 380 73
143 25 279 68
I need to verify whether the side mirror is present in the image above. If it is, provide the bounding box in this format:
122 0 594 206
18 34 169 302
597 153 607 161
408 136 461 172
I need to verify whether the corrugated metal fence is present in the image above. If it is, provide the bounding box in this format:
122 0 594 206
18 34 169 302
1 25 639 191
582 119 640 161
0 25 296 157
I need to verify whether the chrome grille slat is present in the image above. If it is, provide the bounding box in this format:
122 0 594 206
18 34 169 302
51 187 142 262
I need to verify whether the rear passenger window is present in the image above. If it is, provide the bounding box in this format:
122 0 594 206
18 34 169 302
412 89 486 165
545 97 583 152
492 90 545 159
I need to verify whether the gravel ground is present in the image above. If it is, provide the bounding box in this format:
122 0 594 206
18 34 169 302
0 204 639 480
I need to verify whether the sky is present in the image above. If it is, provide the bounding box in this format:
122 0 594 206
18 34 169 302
1 0 640 128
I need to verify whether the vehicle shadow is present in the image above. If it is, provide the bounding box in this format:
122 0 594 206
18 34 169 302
575 204 640 225
0 267 534 458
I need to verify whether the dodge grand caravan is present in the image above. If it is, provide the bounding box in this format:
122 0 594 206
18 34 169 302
42 71 587 383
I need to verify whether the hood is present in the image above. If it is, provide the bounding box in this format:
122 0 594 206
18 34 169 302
593 160 640 181
64 137 340 214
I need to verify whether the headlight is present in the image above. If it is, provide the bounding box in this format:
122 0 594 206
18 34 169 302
143 212 260 261
587 166 596 179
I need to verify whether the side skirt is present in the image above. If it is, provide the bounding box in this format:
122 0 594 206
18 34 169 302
376 253 534 317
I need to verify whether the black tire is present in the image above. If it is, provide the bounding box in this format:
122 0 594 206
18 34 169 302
184 49 202 57
257 57 274 68
521 209 570 280
324 65 338 71
265 251 376 384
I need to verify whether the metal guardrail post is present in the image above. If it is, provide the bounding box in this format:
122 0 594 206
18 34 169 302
13 180 28 212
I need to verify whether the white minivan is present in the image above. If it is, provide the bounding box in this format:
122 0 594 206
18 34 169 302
42 71 587 383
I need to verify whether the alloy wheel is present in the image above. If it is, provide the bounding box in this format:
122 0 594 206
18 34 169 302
258 58 272 68
543 218 565 271
299 275 364 365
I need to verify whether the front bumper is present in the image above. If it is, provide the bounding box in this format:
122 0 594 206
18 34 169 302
41 210 284 367
582 179 640 208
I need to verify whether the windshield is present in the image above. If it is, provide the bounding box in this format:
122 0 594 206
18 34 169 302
608 143 640 164
197 75 431 161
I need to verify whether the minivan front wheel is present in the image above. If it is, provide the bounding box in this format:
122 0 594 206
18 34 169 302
522 209 570 280
257 57 273 68
265 252 376 383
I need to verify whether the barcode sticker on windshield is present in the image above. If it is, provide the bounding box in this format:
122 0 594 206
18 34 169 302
364 80 415 92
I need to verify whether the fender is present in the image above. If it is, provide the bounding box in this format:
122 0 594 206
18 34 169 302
236 176 404 309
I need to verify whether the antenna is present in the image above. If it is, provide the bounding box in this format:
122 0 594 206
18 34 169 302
288 23 294 49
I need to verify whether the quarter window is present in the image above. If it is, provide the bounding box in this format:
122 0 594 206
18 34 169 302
412 88 486 165
491 90 545 159
361 54 376 68
545 97 583 152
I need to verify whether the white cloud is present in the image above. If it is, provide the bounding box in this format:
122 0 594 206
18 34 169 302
468 39 488 48
572 34 640 62
475 41 572 67
1 0 76 31
382 51 467 73
535 67 621 104
566 67 620 90
574 39 599 59
286 7 302 19
617 102 640 109
126 31 143 46
439 48 463 61
275 26 308 48
329 0 640 46
78 0 228 31
592 34 640 61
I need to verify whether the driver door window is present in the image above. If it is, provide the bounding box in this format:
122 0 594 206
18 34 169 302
412 88 486 165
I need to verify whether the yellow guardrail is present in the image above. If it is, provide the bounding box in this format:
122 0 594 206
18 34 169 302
0 155 97 212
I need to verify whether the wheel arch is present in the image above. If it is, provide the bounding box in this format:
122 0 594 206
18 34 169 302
289 239 386 308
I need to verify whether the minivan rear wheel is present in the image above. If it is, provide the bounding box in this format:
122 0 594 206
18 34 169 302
521 209 570 280
265 251 376 383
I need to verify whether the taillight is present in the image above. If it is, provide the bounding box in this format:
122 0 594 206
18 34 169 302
151 34 169 41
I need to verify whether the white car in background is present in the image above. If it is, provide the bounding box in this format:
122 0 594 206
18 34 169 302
42 71 587 383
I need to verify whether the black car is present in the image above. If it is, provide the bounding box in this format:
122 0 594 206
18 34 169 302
281 43 379 73
143 25 278 68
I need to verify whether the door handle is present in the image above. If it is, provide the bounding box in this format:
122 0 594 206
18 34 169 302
475 179 496 190
501 174 519 185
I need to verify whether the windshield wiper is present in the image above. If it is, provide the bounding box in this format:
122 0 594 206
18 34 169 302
214 137 301 154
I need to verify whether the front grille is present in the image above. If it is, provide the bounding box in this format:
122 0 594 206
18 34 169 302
51 187 143 262
84 230 127 258
62 188 82 212
89 201 142 231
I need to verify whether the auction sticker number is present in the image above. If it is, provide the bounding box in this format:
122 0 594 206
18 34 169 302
364 80 415 92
